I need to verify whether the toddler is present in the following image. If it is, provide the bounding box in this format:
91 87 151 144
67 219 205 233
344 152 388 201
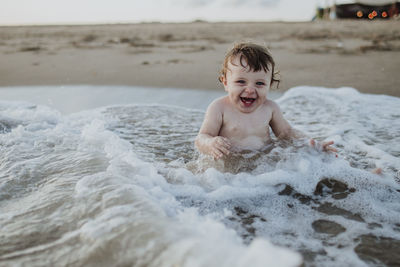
195 42 336 159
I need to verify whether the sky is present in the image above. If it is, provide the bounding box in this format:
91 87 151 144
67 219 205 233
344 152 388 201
0 0 333 25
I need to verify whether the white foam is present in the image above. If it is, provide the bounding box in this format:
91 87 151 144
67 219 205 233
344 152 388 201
0 85 399 266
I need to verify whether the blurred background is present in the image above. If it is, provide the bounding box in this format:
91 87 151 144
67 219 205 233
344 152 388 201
1 1 399 100
1 0 398 25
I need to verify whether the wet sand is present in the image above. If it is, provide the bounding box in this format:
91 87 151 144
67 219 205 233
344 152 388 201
0 20 399 96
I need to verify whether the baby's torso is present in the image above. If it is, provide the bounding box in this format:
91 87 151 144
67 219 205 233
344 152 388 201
219 103 273 151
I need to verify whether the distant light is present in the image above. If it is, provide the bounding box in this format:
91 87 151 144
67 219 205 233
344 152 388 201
357 11 363 17
368 13 374 19
382 11 388 18
372 10 377 17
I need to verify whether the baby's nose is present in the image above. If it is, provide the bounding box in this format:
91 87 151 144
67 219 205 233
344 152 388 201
245 86 256 93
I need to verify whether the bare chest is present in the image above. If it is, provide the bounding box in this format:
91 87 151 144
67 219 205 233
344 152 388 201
219 108 272 141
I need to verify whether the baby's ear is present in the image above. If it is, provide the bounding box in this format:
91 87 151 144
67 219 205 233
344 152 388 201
219 75 227 86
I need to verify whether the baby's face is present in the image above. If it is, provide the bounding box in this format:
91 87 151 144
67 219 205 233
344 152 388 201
222 56 272 113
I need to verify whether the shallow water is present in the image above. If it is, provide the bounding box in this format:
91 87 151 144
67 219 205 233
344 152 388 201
0 86 399 267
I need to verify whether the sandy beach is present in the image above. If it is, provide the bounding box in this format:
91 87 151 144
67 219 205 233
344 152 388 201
0 20 399 96
1 20 400 267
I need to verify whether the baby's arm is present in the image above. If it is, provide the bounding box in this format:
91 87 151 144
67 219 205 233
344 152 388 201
195 100 232 159
269 100 337 153
268 100 300 139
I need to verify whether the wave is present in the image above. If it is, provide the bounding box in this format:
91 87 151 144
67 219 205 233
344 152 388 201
0 86 399 266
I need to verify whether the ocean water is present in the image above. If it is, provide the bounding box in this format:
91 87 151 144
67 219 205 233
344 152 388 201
0 85 399 267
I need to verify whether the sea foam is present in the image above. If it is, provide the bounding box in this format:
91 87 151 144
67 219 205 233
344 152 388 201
0 85 399 266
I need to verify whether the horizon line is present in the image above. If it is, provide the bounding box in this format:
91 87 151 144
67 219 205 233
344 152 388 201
0 18 315 27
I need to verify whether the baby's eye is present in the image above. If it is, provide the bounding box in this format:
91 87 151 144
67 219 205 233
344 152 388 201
256 82 266 86
236 80 246 84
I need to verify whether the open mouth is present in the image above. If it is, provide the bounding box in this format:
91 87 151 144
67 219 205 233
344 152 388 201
240 97 256 107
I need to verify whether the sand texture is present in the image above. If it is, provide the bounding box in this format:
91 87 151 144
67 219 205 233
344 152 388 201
0 20 399 96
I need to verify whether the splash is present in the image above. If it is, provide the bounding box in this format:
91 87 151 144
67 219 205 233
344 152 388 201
0 86 399 266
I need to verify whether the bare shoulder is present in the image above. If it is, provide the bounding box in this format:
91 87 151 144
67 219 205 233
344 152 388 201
206 96 229 113
263 99 281 112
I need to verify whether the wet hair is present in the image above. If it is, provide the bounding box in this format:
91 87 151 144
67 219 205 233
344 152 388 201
219 42 280 87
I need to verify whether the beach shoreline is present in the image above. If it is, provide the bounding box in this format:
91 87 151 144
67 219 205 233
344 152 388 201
1 20 399 96
1 21 400 267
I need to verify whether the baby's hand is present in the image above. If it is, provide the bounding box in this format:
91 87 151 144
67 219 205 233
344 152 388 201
310 139 338 153
210 136 232 160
